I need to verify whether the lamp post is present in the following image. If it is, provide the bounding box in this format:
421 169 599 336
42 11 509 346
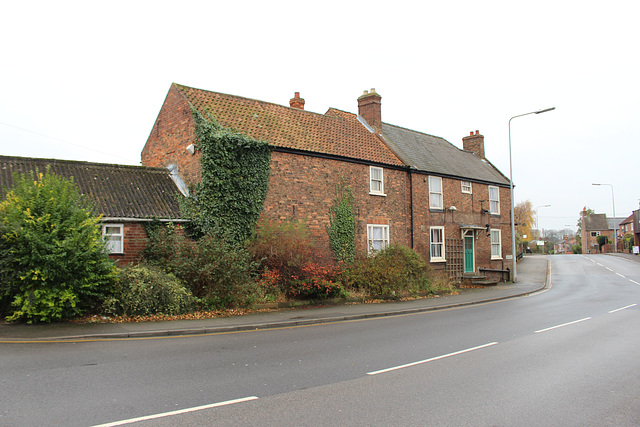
509 107 555 282
592 183 617 253
535 204 551 238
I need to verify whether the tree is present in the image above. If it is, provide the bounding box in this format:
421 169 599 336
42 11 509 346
0 170 116 323
596 235 609 252
514 200 534 248
576 206 595 245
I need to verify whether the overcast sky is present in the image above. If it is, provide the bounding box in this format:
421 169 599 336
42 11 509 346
1 1 638 233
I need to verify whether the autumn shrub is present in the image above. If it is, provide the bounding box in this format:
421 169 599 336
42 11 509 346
0 170 116 323
248 220 342 300
102 264 196 317
339 245 432 299
143 223 256 308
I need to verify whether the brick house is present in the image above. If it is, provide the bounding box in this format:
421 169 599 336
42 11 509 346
142 84 513 281
581 210 619 253
0 156 184 265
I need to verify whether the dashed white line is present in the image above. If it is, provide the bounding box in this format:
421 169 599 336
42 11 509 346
616 273 626 278
367 342 498 375
609 304 637 313
92 396 259 427
534 317 592 334
630 280 640 286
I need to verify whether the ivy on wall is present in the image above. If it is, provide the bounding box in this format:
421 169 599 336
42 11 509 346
182 110 272 246
327 178 356 263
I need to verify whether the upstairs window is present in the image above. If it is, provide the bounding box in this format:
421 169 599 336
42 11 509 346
429 176 443 210
369 166 385 195
461 181 472 194
430 226 445 262
367 224 389 254
489 186 500 215
103 224 124 254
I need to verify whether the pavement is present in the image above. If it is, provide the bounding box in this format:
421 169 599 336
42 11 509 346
0 255 550 342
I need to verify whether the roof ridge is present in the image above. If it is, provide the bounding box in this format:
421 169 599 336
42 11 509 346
0 155 168 173
174 83 329 118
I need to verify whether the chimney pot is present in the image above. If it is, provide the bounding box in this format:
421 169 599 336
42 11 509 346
470 131 474 136
462 130 485 159
289 92 305 110
357 88 382 132
475 130 479 135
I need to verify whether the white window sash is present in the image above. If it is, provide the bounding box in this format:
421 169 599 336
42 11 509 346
367 224 389 254
491 229 502 259
430 227 445 261
103 224 124 254
370 166 384 195
461 181 472 194
429 176 443 209
489 186 500 215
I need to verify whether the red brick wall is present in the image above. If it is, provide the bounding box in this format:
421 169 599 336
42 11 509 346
141 85 202 185
107 222 148 266
263 151 411 260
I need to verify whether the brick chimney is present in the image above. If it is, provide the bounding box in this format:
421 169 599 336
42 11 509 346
462 130 485 159
357 88 382 132
289 92 305 110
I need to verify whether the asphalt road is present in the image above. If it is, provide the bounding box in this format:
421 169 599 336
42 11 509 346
1 254 639 426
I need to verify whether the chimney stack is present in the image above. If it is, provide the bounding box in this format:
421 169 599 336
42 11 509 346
289 92 305 110
462 130 485 159
357 88 382 132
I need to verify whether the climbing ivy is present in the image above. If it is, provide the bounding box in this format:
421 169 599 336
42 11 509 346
183 110 271 246
326 179 356 263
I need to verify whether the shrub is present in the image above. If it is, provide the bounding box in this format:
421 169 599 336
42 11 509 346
143 223 256 307
102 264 196 317
0 170 116 323
340 245 432 299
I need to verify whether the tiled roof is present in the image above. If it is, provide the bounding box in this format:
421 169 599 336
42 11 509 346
379 123 511 185
584 213 609 231
0 156 182 220
174 84 405 167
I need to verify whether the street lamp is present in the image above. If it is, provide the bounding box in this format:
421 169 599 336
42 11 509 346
535 204 551 238
509 107 555 282
592 183 617 253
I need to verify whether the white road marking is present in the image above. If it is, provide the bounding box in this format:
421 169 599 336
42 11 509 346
630 280 640 286
605 267 613 272
616 273 626 278
92 396 259 427
609 304 637 313
367 342 498 376
535 317 592 334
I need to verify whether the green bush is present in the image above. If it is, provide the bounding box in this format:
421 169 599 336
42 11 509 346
143 223 256 307
339 245 432 298
102 264 196 317
0 170 116 323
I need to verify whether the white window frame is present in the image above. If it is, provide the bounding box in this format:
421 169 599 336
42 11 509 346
590 231 600 237
429 176 443 210
367 224 389 254
489 186 500 215
491 229 502 260
102 224 124 254
461 181 472 194
369 166 385 196
430 226 446 262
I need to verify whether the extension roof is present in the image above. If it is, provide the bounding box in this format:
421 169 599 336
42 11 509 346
173 84 405 167
0 156 182 220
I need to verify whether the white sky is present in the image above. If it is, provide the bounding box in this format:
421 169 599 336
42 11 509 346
1 1 639 233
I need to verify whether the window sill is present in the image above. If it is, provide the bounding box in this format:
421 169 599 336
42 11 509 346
491 256 503 260
430 259 446 263
369 192 387 197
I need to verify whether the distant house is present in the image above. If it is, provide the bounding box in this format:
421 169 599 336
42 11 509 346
142 84 514 281
580 210 625 253
0 156 184 264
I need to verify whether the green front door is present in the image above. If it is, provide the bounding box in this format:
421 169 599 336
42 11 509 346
464 235 474 273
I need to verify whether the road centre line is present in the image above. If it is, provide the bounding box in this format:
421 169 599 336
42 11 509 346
616 272 626 278
367 342 498 376
534 317 592 334
609 304 637 313
630 279 640 286
92 396 259 427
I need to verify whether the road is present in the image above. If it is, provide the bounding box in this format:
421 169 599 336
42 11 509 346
1 254 639 426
